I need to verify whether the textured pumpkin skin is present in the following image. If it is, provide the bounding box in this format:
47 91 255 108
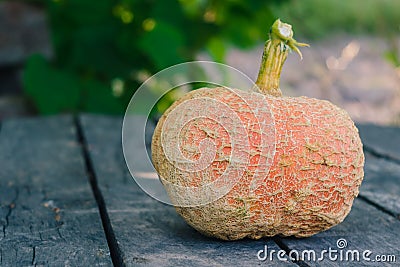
152 87 364 240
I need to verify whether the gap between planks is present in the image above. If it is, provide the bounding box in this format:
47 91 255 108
273 237 311 267
74 116 125 267
358 148 400 220
363 145 400 165
358 195 399 219
70 116 399 267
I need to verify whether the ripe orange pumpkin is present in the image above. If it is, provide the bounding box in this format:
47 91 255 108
151 19 364 240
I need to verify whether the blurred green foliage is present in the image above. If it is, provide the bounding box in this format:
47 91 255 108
23 0 282 114
273 0 400 39
274 0 400 68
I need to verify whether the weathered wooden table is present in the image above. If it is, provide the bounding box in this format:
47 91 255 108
0 115 399 266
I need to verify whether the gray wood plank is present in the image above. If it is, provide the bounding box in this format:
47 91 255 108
277 199 400 266
359 153 400 217
0 116 111 266
354 123 400 216
80 114 296 267
357 124 400 161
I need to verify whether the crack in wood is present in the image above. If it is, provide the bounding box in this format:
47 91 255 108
31 246 36 266
272 237 311 267
56 227 66 242
358 194 398 219
0 121 4 243
74 116 125 267
363 145 400 165
0 116 113 266
358 150 400 221
24 185 31 196
40 189 48 201
3 188 19 238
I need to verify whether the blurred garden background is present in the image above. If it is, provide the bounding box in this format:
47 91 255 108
0 0 399 125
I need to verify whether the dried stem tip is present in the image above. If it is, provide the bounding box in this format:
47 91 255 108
271 19 309 60
255 19 309 97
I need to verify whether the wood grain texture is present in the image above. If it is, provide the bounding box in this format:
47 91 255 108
357 124 400 161
2 115 399 266
80 114 296 266
277 199 400 266
0 116 111 266
355 124 400 217
359 153 400 217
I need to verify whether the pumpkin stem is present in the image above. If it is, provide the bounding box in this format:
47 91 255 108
255 19 309 97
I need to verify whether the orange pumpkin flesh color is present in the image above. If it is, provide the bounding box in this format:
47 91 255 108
151 19 364 240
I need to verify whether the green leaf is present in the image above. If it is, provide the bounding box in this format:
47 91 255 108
68 26 128 76
23 54 81 114
138 21 185 70
81 78 125 114
48 0 114 26
384 50 400 67
206 37 226 62
22 0 281 116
